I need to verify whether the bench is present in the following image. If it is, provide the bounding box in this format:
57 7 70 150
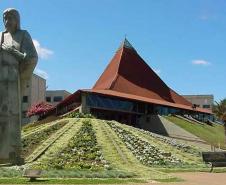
202 152 226 172
23 169 42 181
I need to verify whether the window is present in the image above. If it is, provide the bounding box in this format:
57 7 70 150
203 104 210 109
23 96 28 103
46 97 51 102
53 96 63 102
86 94 134 112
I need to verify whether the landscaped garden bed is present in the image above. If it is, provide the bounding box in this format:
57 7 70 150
21 120 69 158
107 121 185 167
33 119 110 170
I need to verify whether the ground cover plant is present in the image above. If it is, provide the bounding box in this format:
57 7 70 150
119 121 201 157
2 117 219 182
165 115 225 148
22 116 59 133
107 121 185 167
92 119 173 180
66 112 95 119
114 121 204 168
25 120 76 163
22 118 61 136
21 120 68 158
143 130 201 155
33 119 110 170
30 119 83 168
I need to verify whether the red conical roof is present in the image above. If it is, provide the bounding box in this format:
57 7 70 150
93 39 192 106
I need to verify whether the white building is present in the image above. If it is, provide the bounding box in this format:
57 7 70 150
22 74 46 124
182 95 214 111
46 90 71 106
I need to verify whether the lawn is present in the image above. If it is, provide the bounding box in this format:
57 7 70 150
0 178 147 184
165 116 225 148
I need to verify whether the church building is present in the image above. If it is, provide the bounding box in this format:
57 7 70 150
55 39 213 126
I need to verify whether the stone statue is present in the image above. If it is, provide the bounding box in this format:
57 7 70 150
0 8 38 164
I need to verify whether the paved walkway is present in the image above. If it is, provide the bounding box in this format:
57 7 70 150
149 172 226 185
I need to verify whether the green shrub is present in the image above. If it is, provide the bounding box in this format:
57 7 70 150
66 112 95 119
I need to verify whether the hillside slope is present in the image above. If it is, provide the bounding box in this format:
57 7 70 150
164 116 225 149
21 118 206 179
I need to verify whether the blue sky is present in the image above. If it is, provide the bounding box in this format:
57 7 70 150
0 0 225 101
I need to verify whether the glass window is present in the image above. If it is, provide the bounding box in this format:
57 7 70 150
137 103 145 113
46 97 51 102
203 104 210 109
53 96 63 102
86 94 135 112
23 96 28 103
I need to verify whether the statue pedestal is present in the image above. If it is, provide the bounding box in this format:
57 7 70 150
0 51 23 165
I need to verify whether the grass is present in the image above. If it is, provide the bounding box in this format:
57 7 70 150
92 119 174 180
0 168 22 177
165 116 225 148
0 168 137 179
119 121 203 166
0 178 147 184
30 120 83 169
41 169 135 178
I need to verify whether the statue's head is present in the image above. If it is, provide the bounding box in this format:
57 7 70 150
3 8 20 33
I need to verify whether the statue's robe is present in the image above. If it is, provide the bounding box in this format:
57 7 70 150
0 30 37 163
0 51 21 163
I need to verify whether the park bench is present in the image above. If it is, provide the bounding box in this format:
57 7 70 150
202 152 226 172
23 169 42 181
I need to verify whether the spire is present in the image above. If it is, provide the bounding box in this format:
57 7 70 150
119 38 136 51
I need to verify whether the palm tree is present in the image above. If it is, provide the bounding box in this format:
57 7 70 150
213 99 226 146
213 99 226 119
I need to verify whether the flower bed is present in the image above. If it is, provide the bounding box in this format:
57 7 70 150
107 121 185 167
140 129 201 156
117 121 201 156
36 120 110 170
21 120 68 158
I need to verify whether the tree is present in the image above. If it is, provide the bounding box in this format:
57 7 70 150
213 99 226 119
27 102 53 119
213 99 226 147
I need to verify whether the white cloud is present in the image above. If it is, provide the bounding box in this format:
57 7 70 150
192 59 211 66
34 68 49 79
154 69 161 75
33 39 53 59
199 15 209 20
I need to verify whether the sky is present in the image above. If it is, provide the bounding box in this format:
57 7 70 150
0 0 225 102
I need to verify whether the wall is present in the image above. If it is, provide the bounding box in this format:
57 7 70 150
182 95 214 111
22 74 46 124
46 90 71 106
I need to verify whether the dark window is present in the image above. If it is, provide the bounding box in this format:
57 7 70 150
137 103 145 113
46 97 51 102
23 96 28 103
53 96 63 102
86 94 134 112
203 104 210 109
